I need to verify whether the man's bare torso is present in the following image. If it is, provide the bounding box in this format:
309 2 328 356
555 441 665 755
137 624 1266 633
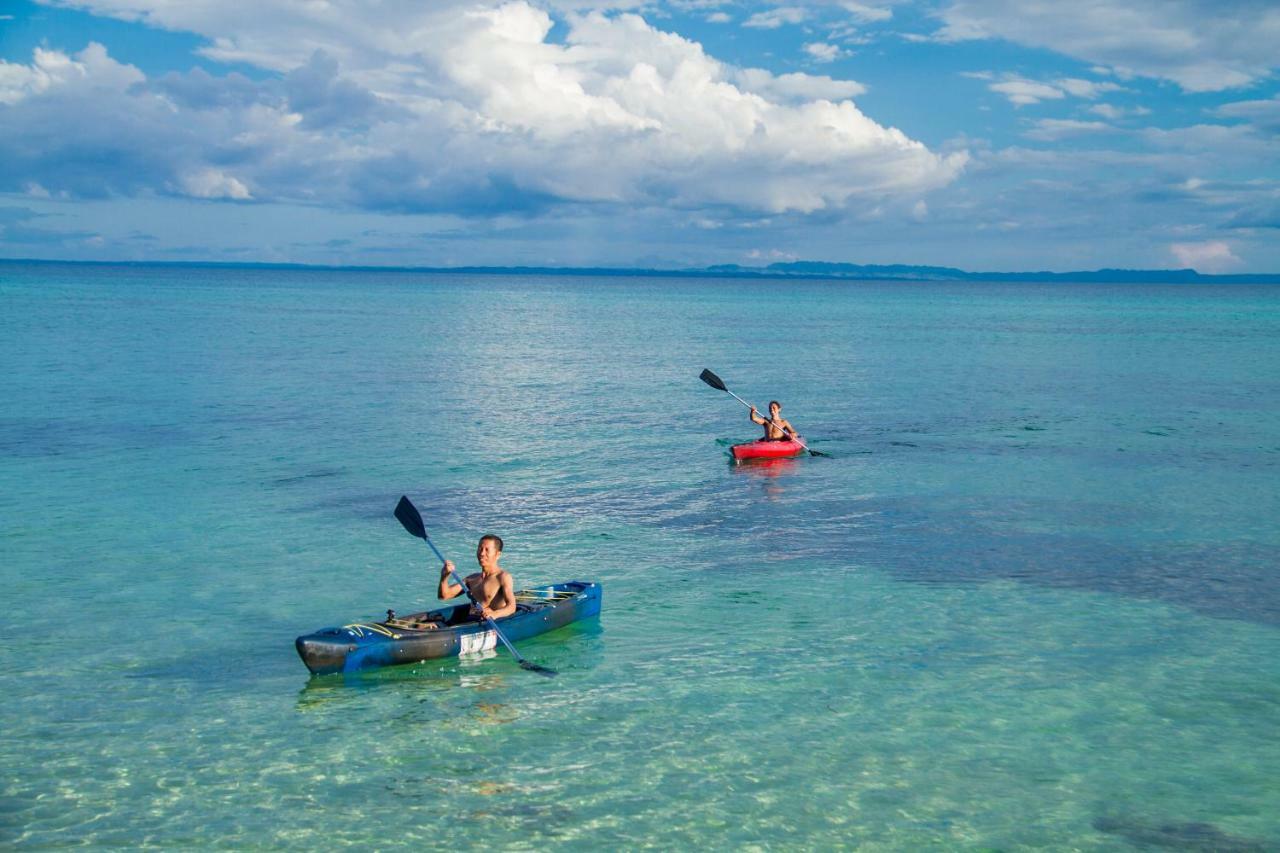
465 570 512 612
764 418 793 439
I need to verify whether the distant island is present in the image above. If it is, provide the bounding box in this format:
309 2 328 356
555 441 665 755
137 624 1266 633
702 261 1280 284
4 257 1279 283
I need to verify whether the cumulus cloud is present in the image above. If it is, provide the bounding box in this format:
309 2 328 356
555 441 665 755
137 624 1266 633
936 0 1280 92
177 168 252 200
1 3 962 217
0 41 143 104
803 42 845 63
1169 240 1242 271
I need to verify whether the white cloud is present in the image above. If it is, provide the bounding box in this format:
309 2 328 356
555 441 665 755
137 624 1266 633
989 77 1064 106
981 73 1124 107
743 6 808 29
1023 118 1111 141
747 247 798 261
1141 123 1276 163
706 11 731 23
1169 240 1241 271
839 2 893 22
1214 95 1280 130
177 168 252 200
936 0 1280 92
733 68 866 101
1053 77 1124 99
1088 103 1151 120
0 42 143 104
803 42 845 63
0 4 962 217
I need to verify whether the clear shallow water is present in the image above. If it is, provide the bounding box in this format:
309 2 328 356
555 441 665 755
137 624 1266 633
1 262 1278 848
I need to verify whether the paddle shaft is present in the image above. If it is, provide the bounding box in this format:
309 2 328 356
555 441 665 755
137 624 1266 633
723 388 815 452
418 535 534 667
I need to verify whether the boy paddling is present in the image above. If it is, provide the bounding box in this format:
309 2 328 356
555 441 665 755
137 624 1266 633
749 400 798 442
439 534 516 621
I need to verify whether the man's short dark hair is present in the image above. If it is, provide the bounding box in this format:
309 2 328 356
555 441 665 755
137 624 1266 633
769 400 781 410
480 533 504 552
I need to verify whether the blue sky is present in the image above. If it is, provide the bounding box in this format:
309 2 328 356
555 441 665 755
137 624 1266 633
1 0 1277 271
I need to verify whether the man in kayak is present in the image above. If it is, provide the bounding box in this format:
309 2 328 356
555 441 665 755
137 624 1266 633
439 534 517 621
750 400 798 442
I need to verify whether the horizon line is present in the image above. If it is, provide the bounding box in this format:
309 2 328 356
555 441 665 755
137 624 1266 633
3 256 1279 284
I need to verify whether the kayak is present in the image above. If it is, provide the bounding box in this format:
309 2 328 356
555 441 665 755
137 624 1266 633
295 580 602 675
731 437 806 461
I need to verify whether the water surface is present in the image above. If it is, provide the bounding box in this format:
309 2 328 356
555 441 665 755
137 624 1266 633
2 263 1278 847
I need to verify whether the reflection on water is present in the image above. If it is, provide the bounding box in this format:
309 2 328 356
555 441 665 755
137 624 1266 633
730 455 799 501
730 456 800 478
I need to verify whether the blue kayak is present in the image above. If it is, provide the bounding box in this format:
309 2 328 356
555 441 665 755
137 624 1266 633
295 580 601 675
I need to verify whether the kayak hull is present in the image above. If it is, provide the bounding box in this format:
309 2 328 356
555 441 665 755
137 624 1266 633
731 438 806 461
295 580 601 675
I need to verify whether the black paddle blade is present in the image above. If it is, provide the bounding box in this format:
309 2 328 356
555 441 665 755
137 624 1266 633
520 660 557 677
807 449 832 458
699 368 727 391
393 495 426 539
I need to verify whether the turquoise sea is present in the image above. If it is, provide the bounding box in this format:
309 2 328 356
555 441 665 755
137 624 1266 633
2 261 1278 849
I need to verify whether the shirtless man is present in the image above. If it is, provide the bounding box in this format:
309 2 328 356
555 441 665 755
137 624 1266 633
750 400 798 441
439 534 516 621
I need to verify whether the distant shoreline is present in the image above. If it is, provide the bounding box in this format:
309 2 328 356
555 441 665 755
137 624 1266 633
3 256 1279 284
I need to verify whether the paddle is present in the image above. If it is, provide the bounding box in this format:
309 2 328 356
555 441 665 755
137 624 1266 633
393 495 556 677
699 368 830 457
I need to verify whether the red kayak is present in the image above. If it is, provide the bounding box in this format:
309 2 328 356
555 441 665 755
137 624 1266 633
731 437 806 461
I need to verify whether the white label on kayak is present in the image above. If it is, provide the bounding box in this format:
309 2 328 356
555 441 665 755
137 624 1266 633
460 630 498 656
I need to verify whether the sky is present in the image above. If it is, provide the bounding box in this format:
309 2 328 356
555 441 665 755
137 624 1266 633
1 0 1278 272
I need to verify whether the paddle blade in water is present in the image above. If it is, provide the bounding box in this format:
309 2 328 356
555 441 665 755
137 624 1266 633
394 495 426 539
699 368 727 391
520 660 557 677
